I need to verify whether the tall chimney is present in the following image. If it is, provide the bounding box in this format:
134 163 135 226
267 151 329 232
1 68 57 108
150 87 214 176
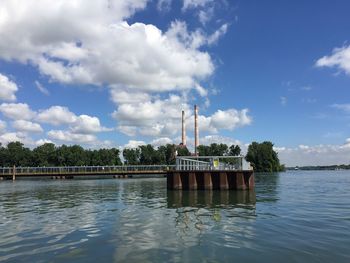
181 110 186 146
194 105 199 156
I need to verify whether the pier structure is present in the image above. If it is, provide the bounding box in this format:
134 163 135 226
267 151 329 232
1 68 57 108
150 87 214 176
167 156 254 190
0 165 173 180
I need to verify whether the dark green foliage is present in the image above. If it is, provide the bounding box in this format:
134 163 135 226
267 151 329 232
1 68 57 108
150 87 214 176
245 141 284 172
0 142 121 167
123 148 141 165
229 145 241 156
0 141 260 169
198 143 240 156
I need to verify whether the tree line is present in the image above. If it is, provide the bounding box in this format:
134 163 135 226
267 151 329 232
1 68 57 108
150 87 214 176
0 141 284 172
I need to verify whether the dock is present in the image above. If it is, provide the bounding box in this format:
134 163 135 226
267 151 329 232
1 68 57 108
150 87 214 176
167 156 254 190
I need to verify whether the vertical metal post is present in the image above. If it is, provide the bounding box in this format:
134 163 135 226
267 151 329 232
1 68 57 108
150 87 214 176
12 165 16 181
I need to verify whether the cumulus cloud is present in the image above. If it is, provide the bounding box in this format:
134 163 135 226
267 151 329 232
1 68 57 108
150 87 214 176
316 45 350 75
35 139 54 146
36 106 76 126
71 115 113 134
12 120 43 133
124 140 146 149
275 138 350 166
112 93 252 137
0 1 215 94
0 73 18 101
199 135 241 146
47 130 97 144
150 137 173 147
0 103 36 120
0 132 34 146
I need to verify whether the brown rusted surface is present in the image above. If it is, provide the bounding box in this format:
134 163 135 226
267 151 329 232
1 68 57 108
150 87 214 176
188 172 197 190
219 172 229 190
203 172 213 190
167 170 254 191
173 172 182 190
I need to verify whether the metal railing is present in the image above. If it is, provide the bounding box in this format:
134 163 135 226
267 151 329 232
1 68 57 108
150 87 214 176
0 165 176 176
175 156 252 171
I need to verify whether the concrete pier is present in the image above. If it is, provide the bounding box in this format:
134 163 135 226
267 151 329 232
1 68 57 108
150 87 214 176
167 170 254 190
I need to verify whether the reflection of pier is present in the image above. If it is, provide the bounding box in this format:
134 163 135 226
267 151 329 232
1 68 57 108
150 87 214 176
168 156 254 191
167 190 256 208
0 165 174 180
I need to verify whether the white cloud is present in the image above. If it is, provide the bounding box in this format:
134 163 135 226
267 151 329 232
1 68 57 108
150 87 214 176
157 0 172 12
0 1 215 94
207 24 228 46
35 80 50 95
124 140 146 149
151 137 173 147
0 103 36 120
316 45 350 75
280 96 287 106
35 139 54 146
0 120 7 132
36 106 77 126
47 130 97 144
0 73 18 101
208 109 252 132
275 139 350 166
71 115 112 134
12 120 43 133
331 103 350 113
198 7 214 25
200 135 241 146
112 93 252 138
182 0 212 10
0 132 34 146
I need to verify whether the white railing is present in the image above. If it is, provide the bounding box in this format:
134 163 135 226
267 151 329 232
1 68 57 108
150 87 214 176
175 156 252 171
0 165 176 175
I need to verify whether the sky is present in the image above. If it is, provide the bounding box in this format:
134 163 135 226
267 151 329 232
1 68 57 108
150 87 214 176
0 0 350 166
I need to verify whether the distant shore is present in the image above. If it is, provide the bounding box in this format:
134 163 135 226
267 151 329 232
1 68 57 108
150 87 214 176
286 165 350 171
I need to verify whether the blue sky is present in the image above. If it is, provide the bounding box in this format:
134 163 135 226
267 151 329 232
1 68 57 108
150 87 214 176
0 0 350 166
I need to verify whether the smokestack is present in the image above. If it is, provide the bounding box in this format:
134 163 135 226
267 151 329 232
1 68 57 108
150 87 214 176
181 110 186 146
194 105 199 156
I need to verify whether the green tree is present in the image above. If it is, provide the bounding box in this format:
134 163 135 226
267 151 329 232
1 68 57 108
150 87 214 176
245 141 284 172
176 145 191 156
4 141 32 166
139 144 162 165
228 144 241 156
32 143 56 166
123 148 140 165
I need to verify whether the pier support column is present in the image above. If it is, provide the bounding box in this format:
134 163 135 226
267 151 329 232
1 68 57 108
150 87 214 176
188 173 197 190
173 172 182 190
219 172 229 190
248 173 255 190
236 172 247 190
12 165 16 181
204 172 213 190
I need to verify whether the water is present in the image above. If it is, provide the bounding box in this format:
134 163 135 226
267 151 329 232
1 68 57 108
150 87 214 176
0 171 349 262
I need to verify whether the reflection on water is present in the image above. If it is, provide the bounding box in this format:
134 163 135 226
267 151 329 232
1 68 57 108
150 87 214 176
167 190 256 208
1 172 350 263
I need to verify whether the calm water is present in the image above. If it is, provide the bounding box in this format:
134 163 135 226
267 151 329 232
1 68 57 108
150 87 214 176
0 171 349 262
